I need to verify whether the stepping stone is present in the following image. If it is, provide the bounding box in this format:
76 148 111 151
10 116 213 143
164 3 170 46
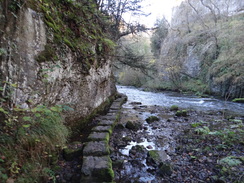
100 115 117 120
109 109 118 113
92 125 113 134
87 132 109 141
83 141 110 156
81 156 114 182
110 105 121 110
98 120 115 126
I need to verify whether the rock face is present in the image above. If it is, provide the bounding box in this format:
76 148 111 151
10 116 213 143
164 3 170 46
171 0 244 27
0 7 116 123
158 0 244 98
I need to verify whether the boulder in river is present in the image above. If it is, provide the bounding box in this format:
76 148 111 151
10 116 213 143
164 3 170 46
125 121 141 131
146 116 160 124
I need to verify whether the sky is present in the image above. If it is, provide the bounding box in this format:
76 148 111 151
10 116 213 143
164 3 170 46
124 0 184 27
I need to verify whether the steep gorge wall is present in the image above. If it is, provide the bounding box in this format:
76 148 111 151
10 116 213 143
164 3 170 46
158 0 244 98
0 2 116 124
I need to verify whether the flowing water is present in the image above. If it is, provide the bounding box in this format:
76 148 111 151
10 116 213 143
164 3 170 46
117 85 244 115
111 85 244 182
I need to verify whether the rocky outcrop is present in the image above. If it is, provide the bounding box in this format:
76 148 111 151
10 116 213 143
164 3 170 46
158 0 244 98
0 5 116 123
171 0 244 27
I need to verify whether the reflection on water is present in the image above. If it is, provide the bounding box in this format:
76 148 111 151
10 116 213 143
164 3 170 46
117 85 244 115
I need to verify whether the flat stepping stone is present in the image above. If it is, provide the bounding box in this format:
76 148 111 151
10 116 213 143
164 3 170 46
109 109 118 113
110 105 121 110
81 156 114 182
87 132 109 141
92 125 113 134
83 141 110 156
100 115 116 120
98 120 115 126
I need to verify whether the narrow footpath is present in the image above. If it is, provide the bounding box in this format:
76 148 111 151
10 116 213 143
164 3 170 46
80 94 127 182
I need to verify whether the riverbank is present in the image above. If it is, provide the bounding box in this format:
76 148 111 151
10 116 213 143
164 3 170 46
110 101 244 183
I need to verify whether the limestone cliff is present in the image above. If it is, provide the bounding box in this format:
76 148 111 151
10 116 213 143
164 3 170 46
0 1 116 124
158 0 244 98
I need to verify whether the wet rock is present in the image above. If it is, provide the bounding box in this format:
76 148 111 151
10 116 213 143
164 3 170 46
122 136 132 142
170 105 179 111
129 145 148 159
115 123 125 129
175 110 188 117
125 121 141 131
158 161 173 176
112 160 124 169
130 102 142 105
147 150 170 166
146 116 160 123
83 141 110 156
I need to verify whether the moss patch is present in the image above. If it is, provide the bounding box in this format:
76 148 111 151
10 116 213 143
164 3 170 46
28 0 116 67
146 116 160 123
175 110 188 117
170 105 179 111
232 98 244 103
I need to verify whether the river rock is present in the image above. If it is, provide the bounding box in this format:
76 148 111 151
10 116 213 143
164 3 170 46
125 121 141 131
147 150 170 166
146 116 160 123
158 161 173 176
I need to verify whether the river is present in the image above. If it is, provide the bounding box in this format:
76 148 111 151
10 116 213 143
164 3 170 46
117 85 244 115
110 86 244 182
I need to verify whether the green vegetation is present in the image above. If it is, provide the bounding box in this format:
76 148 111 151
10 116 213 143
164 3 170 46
150 18 169 58
146 116 160 123
179 117 244 182
114 34 157 87
170 105 179 111
0 105 69 182
175 110 188 117
232 98 244 103
27 0 115 68
154 12 244 98
148 150 161 164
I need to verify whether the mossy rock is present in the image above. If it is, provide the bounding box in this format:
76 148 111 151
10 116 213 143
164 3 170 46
170 105 179 111
175 110 187 117
82 156 114 182
146 116 159 124
115 123 125 129
112 160 124 169
158 161 173 176
147 150 169 166
93 167 114 182
232 98 244 103
125 121 141 131
63 147 82 161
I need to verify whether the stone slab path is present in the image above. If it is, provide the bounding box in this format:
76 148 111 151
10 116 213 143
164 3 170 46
81 94 127 182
